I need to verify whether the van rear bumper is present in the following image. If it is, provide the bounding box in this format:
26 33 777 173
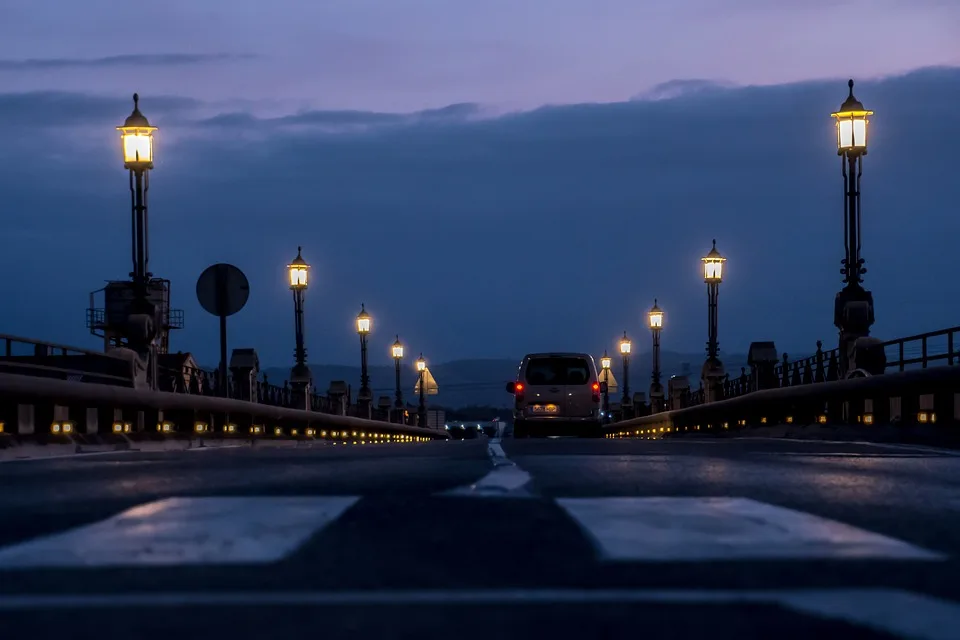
514 417 604 438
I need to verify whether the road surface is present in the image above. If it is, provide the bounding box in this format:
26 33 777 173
2 436 959 639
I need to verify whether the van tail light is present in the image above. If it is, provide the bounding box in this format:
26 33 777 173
515 382 525 403
591 381 601 403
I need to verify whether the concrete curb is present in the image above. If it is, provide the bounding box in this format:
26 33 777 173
0 435 384 462
665 423 960 450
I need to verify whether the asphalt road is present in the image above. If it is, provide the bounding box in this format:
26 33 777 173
2 436 960 639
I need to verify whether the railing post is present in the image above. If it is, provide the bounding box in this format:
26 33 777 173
815 341 825 383
827 351 839 381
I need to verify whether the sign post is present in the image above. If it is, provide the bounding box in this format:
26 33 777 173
196 264 250 396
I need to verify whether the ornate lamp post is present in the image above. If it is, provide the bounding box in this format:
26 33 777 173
648 299 664 413
619 332 632 418
287 247 311 409
831 79 876 377
701 240 726 402
356 304 372 415
600 351 612 422
392 336 404 422
416 353 427 428
117 93 158 376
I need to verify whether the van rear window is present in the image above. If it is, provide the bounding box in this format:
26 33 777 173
523 357 591 386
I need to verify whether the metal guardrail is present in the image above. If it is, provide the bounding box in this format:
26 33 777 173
0 371 446 439
672 325 960 410
157 363 395 422
0 333 402 424
606 365 960 439
0 333 135 386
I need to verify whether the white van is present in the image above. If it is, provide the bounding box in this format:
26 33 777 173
505 352 605 438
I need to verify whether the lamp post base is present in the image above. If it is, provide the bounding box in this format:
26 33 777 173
834 285 875 378
700 357 726 403
649 382 664 414
356 389 373 419
289 363 312 411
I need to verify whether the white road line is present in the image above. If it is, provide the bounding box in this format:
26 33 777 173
557 496 944 562
0 588 956 638
735 437 960 457
0 449 136 464
184 444 248 452
0 496 358 569
756 452 939 458
444 438 532 496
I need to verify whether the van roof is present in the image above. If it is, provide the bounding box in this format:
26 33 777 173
522 353 592 359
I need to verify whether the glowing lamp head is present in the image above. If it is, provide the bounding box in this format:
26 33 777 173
619 332 632 355
416 354 426 372
356 304 371 335
600 351 611 371
648 299 664 330
702 239 726 283
831 79 873 156
287 246 309 289
117 93 157 171
392 336 404 360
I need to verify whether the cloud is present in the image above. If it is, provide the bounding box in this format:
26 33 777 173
0 66 957 369
631 79 739 102
0 53 256 71
0 91 201 129
197 102 488 135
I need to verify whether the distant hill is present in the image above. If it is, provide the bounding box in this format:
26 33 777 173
260 351 752 409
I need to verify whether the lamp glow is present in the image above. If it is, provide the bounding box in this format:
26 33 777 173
117 93 157 171
287 246 309 290
702 239 725 283
356 304 371 334
831 79 873 155
648 299 664 329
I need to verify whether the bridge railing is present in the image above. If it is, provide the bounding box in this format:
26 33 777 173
607 365 959 443
158 364 354 417
0 370 446 441
0 333 135 387
674 325 960 409
0 335 395 422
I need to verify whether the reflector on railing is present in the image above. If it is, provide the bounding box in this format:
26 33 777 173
51 421 73 434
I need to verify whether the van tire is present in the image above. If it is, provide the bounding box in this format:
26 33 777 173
513 421 528 439
579 422 605 438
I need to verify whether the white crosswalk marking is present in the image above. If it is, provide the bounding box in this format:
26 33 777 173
0 494 946 570
557 496 944 562
0 496 359 569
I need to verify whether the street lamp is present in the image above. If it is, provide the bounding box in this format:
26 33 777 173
600 351 611 421
831 79 876 377
392 336 404 421
648 299 664 413
619 332 632 416
416 353 427 427
117 93 159 366
287 247 311 408
356 304 372 412
701 240 726 402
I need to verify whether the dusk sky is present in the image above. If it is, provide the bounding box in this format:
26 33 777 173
0 1 958 369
